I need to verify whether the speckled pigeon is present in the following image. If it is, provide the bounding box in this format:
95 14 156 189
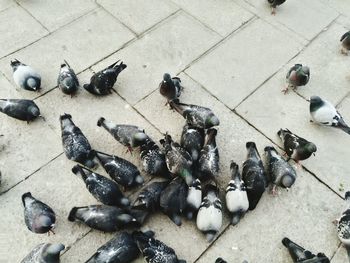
337 192 350 251
180 124 204 162
57 60 79 96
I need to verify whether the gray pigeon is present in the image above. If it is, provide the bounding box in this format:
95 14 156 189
22 192 56 234
337 192 350 253
283 64 310 94
159 73 183 103
60 114 96 168
215 258 227 263
180 124 204 162
267 0 286 15
309 96 350 134
86 232 139 263
11 59 41 91
340 31 350 55
0 99 41 122
97 117 148 153
21 243 65 263
57 60 79 96
185 179 202 220
264 146 297 195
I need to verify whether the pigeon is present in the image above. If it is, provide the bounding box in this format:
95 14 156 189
95 151 144 189
22 192 56 234
97 117 148 153
242 142 267 210
337 192 350 251
282 238 330 263
169 100 220 129
85 232 139 263
180 124 205 162
159 73 183 103
277 128 317 163
133 230 187 263
57 60 79 96
340 31 350 55
196 183 222 242
60 114 96 168
185 179 202 220
225 161 249 226
21 243 65 263
264 146 297 195
197 128 219 181
0 99 41 122
68 205 136 232
133 180 169 212
267 0 286 15
215 258 227 263
160 177 188 226
283 64 310 94
72 164 130 207
309 96 350 134
83 60 127 95
140 136 169 177
160 134 194 186
10 59 41 91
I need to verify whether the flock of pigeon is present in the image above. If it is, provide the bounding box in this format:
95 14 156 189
1 1 350 262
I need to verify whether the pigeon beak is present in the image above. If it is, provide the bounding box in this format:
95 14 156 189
306 99 310 102
313 153 316 156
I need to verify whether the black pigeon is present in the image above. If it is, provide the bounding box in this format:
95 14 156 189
337 192 350 249
97 117 148 153
277 128 317 163
159 73 183 102
215 258 227 263
309 96 350 135
283 64 310 94
160 134 193 186
10 59 41 91
242 142 267 210
264 146 297 195
180 124 205 162
22 192 56 234
21 243 65 263
140 136 169 177
160 177 188 226
57 60 79 96
86 232 139 263
133 180 169 212
83 60 126 95
267 0 286 15
0 99 41 122
133 230 186 263
95 151 144 188
169 100 220 129
196 183 222 242
197 128 219 181
72 164 130 207
340 31 350 55
60 114 96 168
185 179 202 220
68 205 136 232
282 238 330 263
225 161 249 226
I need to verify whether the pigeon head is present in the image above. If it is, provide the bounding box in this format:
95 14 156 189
297 65 310 76
264 145 277 153
42 244 65 262
191 179 201 190
305 142 317 155
59 113 72 121
206 115 220 127
163 73 172 82
230 161 239 173
204 183 219 197
10 59 22 71
345 191 350 200
132 132 148 146
29 106 40 117
281 174 296 188
117 214 136 224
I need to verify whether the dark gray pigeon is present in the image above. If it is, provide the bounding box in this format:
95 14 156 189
60 114 96 168
57 60 79 96
22 192 56 234
242 142 267 210
267 0 286 15
215 258 227 263
97 117 148 153
0 99 41 122
133 230 186 263
72 164 130 207
160 177 188 226
185 179 202 220
68 205 136 232
282 238 330 262
85 232 139 263
95 151 144 189
180 124 204 162
11 59 41 91
83 60 126 95
264 146 297 195
21 243 65 263
309 96 350 135
337 192 350 249
169 100 220 129
283 64 310 94
340 31 350 55
159 73 183 103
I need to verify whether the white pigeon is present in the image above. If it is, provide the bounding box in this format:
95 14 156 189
10 59 41 91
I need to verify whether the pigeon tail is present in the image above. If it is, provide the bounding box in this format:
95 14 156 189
339 124 350 135
68 207 78 221
43 243 65 261
231 210 245 226
205 230 217 242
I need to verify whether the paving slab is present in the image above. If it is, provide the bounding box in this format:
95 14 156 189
0 0 14 12
0 5 48 58
90 11 221 105
0 8 135 99
185 18 304 109
171 0 254 36
332 244 349 263
97 0 179 35
18 0 98 32
322 0 350 18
